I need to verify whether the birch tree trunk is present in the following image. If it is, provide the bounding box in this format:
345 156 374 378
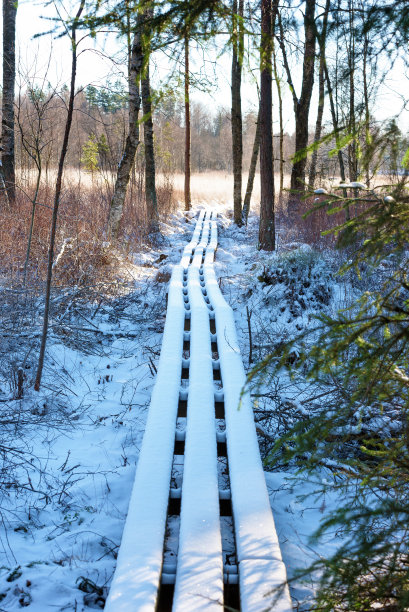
0 161 9 208
231 0 244 225
258 0 275 251
107 25 143 238
1 0 17 206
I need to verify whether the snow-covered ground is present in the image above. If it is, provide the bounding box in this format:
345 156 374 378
0 204 348 610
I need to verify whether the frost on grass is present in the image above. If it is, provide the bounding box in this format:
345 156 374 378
213 209 409 610
252 248 333 326
213 210 367 608
0 204 394 610
0 211 198 611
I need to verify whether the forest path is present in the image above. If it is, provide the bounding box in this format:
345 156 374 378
105 211 292 612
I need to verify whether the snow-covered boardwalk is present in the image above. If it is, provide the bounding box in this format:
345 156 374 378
105 212 292 611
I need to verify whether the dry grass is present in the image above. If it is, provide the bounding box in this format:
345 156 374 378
283 176 394 246
171 171 348 247
0 169 176 292
1 168 389 294
173 171 293 206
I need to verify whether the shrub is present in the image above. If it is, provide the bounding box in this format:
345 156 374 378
250 183 409 611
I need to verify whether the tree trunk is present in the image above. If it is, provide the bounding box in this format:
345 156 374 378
1 0 17 206
23 167 42 285
0 162 9 208
107 25 143 238
308 0 330 190
272 43 284 193
348 0 358 184
279 0 316 219
288 0 316 218
242 107 261 225
141 59 159 234
34 0 85 391
323 61 349 218
258 0 275 251
323 68 344 183
231 0 244 225
362 26 371 187
184 34 191 211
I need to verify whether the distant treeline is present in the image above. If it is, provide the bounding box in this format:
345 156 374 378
10 81 297 179
5 80 408 182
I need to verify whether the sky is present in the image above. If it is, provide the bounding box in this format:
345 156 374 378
11 1 261 114
2 0 409 135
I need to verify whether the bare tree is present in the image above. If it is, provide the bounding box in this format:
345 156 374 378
15 81 57 284
347 0 358 184
321 9 349 214
308 0 330 189
361 1 373 187
242 107 260 225
141 61 159 233
1 0 17 205
231 0 244 225
272 42 284 194
184 34 191 211
34 0 86 391
258 0 275 251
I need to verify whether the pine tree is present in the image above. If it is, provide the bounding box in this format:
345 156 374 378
250 182 409 610
81 134 99 175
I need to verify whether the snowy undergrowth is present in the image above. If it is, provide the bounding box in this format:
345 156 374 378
0 204 362 610
0 211 196 611
217 211 408 611
214 210 355 609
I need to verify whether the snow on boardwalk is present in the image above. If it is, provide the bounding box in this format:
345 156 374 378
105 212 292 611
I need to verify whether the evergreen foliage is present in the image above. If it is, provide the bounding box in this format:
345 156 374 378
85 81 128 113
83 0 230 49
248 181 409 610
80 133 109 174
81 134 99 173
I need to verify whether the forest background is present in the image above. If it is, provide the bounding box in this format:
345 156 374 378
1 0 409 610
